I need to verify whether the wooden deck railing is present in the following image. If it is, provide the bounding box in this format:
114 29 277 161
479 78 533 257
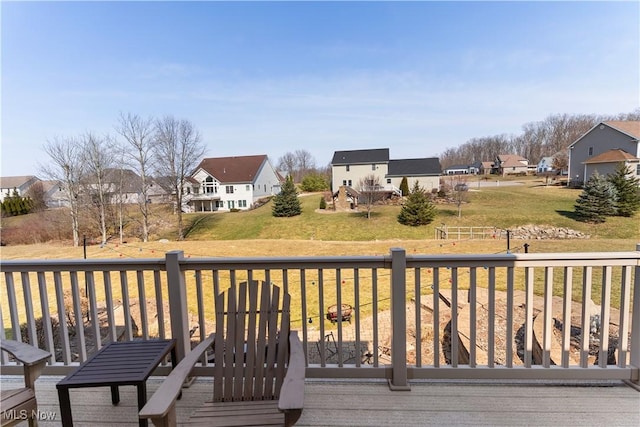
2 246 639 390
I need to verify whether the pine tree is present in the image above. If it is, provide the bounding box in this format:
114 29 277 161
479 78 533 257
399 177 409 196
574 171 618 223
397 181 436 226
607 162 640 217
272 175 302 217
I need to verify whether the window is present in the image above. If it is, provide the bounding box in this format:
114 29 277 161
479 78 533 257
387 178 391 184
203 177 216 194
372 164 376 171
636 164 640 175
342 180 347 185
228 200 235 209
588 147 594 156
246 185 250 191
348 180 352 186
216 201 224 208
346 165 350 172
225 186 234 194
238 200 247 208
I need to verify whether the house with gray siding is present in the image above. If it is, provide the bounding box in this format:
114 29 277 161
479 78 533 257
568 121 640 186
331 148 441 195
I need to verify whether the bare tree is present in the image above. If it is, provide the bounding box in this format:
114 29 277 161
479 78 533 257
277 152 296 181
41 137 84 246
277 149 318 183
82 132 116 245
552 149 569 173
153 116 205 240
451 177 469 218
294 149 315 181
115 112 155 242
25 181 47 212
358 174 385 219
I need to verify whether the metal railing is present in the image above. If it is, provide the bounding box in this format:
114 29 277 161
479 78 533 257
1 246 639 389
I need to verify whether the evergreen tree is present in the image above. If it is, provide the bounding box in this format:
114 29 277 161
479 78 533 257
607 162 640 217
272 175 302 217
574 171 618 223
397 181 436 226
399 177 409 196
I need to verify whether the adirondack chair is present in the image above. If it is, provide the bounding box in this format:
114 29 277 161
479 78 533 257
1 339 51 427
140 280 305 427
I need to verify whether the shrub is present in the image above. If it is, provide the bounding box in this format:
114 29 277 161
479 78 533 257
319 197 327 209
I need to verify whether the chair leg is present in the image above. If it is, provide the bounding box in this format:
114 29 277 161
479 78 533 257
285 409 302 427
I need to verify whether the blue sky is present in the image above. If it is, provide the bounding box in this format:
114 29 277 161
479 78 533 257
2 1 639 177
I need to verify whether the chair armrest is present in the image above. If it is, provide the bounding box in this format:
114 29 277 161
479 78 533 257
0 339 50 366
139 333 215 424
278 330 305 411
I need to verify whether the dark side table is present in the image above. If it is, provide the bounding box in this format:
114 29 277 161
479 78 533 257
57 339 176 427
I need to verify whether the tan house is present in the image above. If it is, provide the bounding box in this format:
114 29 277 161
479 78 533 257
493 155 529 176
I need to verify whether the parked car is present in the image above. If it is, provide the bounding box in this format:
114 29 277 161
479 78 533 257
454 183 469 191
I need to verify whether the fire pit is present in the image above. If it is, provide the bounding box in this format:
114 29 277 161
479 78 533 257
326 304 353 323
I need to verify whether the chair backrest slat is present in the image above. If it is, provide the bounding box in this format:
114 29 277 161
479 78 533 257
275 293 291 396
232 282 248 401
212 280 290 402
243 282 259 400
263 285 280 399
222 288 236 401
213 291 225 402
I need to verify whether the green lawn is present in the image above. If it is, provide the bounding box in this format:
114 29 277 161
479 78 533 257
182 180 640 242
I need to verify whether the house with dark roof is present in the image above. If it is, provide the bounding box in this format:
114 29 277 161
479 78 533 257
387 158 441 192
186 155 282 212
568 121 640 186
331 148 441 194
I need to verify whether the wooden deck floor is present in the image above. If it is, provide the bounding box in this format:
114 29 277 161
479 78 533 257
2 375 639 426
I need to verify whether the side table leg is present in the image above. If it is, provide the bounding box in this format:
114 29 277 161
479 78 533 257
57 387 73 427
137 382 148 427
110 385 120 404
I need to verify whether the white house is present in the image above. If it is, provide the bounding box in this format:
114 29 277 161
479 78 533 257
0 176 40 202
536 157 554 173
186 155 282 212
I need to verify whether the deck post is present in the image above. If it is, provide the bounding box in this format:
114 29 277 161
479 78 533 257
628 244 640 389
166 250 190 362
389 248 410 391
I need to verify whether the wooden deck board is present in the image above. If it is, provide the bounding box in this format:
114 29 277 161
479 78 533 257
1 376 638 426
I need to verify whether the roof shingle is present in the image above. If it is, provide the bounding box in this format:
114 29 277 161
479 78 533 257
195 155 269 183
